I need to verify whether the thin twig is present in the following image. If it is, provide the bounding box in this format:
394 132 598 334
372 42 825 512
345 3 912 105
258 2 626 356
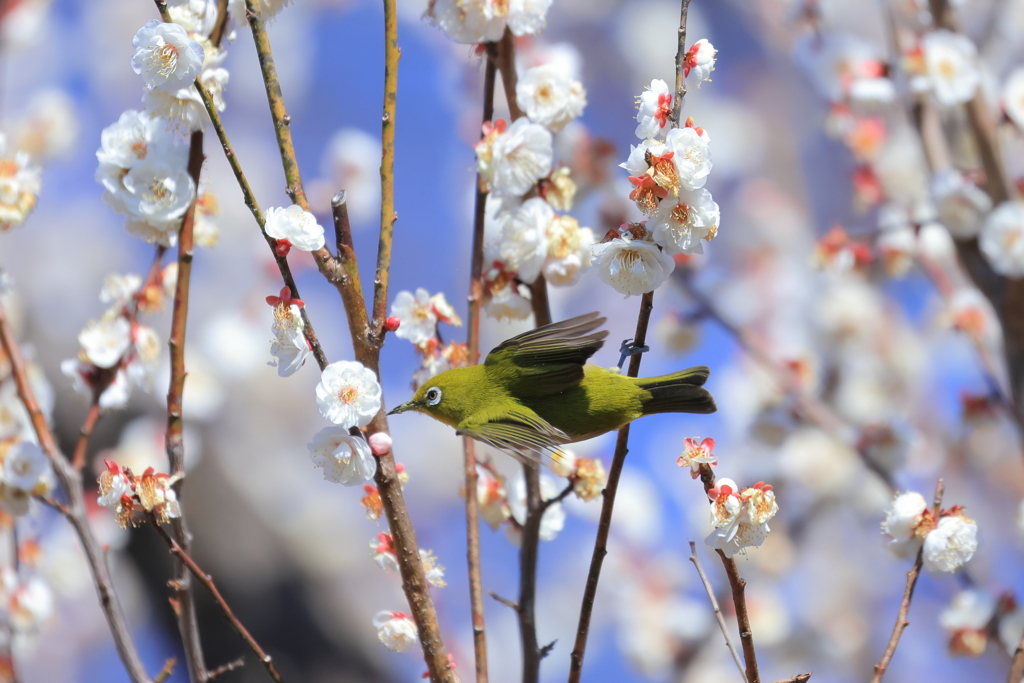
153 659 176 683
567 290 655 683
669 0 692 127
208 657 245 680
1007 639 1024 683
688 541 746 682
870 480 945 683
488 592 519 611
0 303 153 683
149 517 284 683
716 550 761 683
463 42 499 683
493 28 524 121
192 79 328 371
772 676 811 683
164 128 210 683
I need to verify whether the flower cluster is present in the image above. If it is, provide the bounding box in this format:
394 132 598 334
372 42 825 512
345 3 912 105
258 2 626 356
96 460 181 527
0 134 41 232
388 289 467 387
675 437 716 479
549 448 608 502
705 479 778 558
61 268 172 411
370 532 447 588
429 0 553 44
473 461 570 543
881 491 978 572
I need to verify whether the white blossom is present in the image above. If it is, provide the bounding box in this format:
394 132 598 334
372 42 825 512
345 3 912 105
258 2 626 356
931 170 991 239
10 575 53 632
923 513 978 573
517 64 586 132
372 611 418 653
61 360 132 411
502 197 552 284
168 0 221 39
131 20 205 93
1004 67 1024 129
881 491 929 550
78 317 132 369
269 303 311 377
143 66 229 134
922 30 980 107
0 138 40 232
507 471 565 541
1 441 51 493
314 361 381 428
620 139 665 177
481 118 553 197
665 125 712 191
940 589 996 633
543 215 593 286
97 462 131 507
650 187 719 256
264 205 325 252
228 0 293 25
307 427 376 486
100 274 142 307
980 201 1024 277
485 283 532 321
390 289 438 346
683 39 716 90
420 549 447 588
429 0 550 42
505 0 552 36
635 79 673 140
371 532 400 574
705 480 778 558
592 229 674 297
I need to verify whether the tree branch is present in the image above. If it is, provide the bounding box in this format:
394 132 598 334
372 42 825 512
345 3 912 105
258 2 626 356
688 541 746 682
0 302 153 683
462 42 499 683
148 515 284 683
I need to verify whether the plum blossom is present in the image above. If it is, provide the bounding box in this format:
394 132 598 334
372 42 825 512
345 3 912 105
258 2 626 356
705 479 778 558
881 490 930 556
477 465 511 529
517 64 586 132
931 170 991 239
266 287 311 377
314 361 381 428
476 118 553 197
940 589 996 657
143 65 229 134
592 225 674 297
429 0 552 44
923 510 978 573
390 289 461 346
78 317 132 369
419 549 447 588
371 532 400 573
502 197 552 283
683 39 717 90
649 187 720 256
665 123 712 191
571 458 606 502
10 575 54 633
0 441 51 494
228 0 294 25
979 201 1024 277
307 427 376 485
135 467 182 524
922 30 980 106
676 437 716 479
507 471 565 542
61 359 132 411
0 135 41 232
543 214 593 286
264 205 325 253
131 20 205 93
1004 67 1024 129
372 611 418 653
484 282 532 320
97 460 131 507
635 79 673 140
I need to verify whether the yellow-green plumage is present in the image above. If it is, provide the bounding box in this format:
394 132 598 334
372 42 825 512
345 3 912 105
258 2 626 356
388 313 716 457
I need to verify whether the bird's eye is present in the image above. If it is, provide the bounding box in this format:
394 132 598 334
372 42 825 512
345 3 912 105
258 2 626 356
426 387 442 406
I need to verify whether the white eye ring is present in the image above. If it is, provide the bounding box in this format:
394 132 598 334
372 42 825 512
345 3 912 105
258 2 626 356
426 387 442 406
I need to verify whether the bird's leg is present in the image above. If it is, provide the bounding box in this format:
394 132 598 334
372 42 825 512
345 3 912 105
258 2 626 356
617 338 650 370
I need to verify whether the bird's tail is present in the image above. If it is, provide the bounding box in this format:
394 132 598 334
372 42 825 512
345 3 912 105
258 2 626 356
634 365 717 415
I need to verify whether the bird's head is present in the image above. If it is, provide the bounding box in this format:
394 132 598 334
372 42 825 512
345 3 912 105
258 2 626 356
386 371 462 427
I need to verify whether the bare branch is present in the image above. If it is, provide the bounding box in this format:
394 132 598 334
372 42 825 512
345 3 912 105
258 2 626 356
688 541 747 682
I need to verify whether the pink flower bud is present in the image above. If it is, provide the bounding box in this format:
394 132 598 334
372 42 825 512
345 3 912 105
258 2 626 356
369 432 393 457
274 239 292 258
384 316 401 332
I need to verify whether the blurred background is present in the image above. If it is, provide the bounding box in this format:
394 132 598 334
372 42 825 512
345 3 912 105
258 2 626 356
1 0 1023 681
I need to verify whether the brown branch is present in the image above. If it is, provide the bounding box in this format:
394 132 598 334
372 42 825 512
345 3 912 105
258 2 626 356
772 676 811 683
148 516 284 683
153 659 176 683
669 0 691 127
716 550 760 683
488 592 519 611
494 28 524 121
192 79 328 371
568 290 655 683
688 541 746 682
208 657 245 680
1008 640 1024 683
0 303 153 683
462 43 499 683
163 128 209 683
870 480 944 683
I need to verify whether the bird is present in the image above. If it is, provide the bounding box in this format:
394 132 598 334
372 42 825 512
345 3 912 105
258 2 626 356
387 312 716 459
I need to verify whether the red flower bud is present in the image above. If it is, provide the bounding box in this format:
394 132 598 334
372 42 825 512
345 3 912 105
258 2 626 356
384 316 401 332
274 239 292 258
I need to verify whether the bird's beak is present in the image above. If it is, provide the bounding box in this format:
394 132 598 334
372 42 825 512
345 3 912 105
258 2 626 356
387 400 418 416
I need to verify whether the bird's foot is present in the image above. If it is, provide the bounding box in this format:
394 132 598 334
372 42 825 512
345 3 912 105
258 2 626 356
617 338 650 370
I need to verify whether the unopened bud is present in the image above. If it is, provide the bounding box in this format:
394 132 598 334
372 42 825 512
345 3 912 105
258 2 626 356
384 316 401 332
274 239 292 258
369 432 393 457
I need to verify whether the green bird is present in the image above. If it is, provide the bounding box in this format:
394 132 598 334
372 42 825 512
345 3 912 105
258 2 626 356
388 312 716 457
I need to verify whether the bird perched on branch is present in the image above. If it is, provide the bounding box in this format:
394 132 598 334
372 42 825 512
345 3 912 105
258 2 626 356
388 312 716 459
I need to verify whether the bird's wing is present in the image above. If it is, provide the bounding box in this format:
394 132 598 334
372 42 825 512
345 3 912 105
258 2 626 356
484 312 608 397
456 408 570 460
